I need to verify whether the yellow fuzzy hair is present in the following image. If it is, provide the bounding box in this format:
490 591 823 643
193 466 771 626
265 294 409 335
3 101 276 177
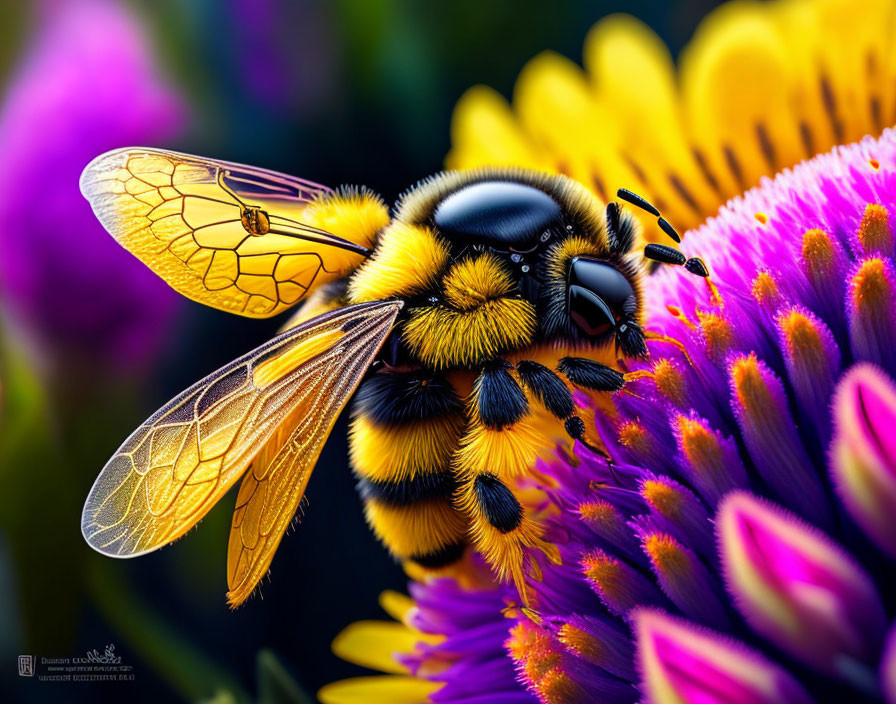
455 479 560 605
349 222 449 303
349 414 464 483
454 414 548 481
302 189 389 257
403 298 537 368
364 498 468 557
545 235 606 283
443 254 514 310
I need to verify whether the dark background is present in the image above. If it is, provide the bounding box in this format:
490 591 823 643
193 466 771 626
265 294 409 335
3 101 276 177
0 1 722 702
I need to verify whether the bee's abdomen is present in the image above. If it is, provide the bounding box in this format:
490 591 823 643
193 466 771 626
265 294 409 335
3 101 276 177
349 369 468 568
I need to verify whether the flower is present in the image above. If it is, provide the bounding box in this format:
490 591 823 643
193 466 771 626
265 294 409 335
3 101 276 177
0 0 185 371
447 0 896 244
320 126 896 704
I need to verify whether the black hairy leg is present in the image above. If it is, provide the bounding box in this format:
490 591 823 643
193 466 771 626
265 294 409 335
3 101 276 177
454 362 561 604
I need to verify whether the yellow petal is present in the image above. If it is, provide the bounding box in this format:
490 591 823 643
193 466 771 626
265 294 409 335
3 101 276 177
379 589 416 624
447 85 544 170
332 620 438 674
584 14 718 230
513 50 635 202
318 676 440 704
680 1 806 196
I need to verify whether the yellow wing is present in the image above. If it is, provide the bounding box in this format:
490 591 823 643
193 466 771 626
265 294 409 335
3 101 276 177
226 366 352 606
81 300 401 559
80 147 372 317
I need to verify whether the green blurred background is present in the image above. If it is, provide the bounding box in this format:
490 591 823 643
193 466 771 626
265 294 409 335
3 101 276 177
0 1 721 701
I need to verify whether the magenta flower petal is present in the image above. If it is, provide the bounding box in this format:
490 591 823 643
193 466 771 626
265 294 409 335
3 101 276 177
717 491 886 675
831 363 896 557
633 608 814 704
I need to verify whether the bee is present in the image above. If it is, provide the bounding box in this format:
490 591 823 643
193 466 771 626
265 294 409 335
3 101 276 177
79 148 707 606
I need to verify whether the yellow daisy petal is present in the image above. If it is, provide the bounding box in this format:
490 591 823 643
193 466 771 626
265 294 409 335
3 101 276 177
447 0 895 247
513 50 634 203
332 620 440 674
584 14 718 230
680 1 806 196
446 85 544 170
379 589 416 624
318 676 440 704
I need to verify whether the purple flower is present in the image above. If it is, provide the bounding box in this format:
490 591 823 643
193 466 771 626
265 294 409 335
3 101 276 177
0 0 185 371
322 128 896 704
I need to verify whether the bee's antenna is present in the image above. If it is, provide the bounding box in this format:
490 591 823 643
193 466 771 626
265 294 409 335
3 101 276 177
616 188 680 243
616 188 708 279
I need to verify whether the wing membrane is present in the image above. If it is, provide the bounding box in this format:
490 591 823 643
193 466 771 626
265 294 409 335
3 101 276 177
81 300 401 559
225 337 369 606
80 147 368 317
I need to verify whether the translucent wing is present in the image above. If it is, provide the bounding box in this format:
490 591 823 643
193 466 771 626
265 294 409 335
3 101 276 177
81 300 401 559
80 147 371 317
226 370 350 606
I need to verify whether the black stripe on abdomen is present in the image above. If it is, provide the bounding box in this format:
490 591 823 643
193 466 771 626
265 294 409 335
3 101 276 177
409 541 466 568
357 473 457 506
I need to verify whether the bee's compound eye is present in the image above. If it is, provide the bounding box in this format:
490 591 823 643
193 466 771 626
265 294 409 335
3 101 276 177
433 181 561 250
567 257 635 335
568 285 615 335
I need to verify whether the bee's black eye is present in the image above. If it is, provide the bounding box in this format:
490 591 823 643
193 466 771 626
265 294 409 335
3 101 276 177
433 181 561 250
567 256 635 336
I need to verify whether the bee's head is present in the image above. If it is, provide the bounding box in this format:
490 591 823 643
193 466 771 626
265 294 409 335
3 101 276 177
566 255 646 358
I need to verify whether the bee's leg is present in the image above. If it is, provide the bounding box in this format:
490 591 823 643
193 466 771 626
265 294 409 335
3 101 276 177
350 369 470 574
454 361 561 604
516 360 600 450
556 356 627 392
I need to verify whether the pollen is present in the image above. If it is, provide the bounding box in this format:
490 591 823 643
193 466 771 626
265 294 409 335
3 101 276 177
730 353 772 415
870 158 881 170
801 228 836 277
643 533 689 578
652 358 685 405
850 258 892 314
778 309 825 369
507 620 542 661
507 621 560 682
857 204 892 254
617 420 650 453
557 622 603 663
641 480 683 518
697 310 733 359
577 500 621 530
536 667 587 704
674 415 723 475
581 551 624 602
750 271 779 307
754 212 768 224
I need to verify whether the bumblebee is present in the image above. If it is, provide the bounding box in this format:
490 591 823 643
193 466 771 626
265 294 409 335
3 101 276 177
79 148 706 606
